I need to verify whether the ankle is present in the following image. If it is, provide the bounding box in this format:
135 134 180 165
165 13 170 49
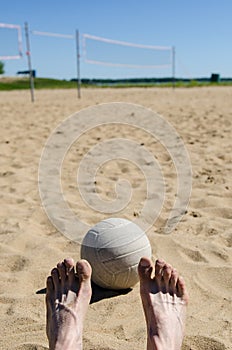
53 339 82 350
147 332 177 350
52 332 83 350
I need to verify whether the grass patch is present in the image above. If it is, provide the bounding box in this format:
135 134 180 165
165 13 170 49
0 77 78 90
0 77 232 91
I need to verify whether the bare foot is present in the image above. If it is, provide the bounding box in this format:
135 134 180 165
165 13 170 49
138 257 188 350
46 258 92 350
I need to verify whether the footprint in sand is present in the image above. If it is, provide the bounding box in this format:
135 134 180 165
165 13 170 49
0 254 30 273
15 345 48 350
193 266 232 300
181 247 208 263
200 207 232 220
182 335 226 350
10 255 30 272
222 231 232 247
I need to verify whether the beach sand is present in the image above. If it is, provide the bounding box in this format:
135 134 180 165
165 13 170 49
0 87 231 349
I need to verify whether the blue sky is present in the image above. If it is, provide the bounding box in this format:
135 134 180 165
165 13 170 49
1 0 232 79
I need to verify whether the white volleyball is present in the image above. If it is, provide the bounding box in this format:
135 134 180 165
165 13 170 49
80 218 151 289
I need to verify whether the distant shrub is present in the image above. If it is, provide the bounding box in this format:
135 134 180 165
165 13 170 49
0 61 5 75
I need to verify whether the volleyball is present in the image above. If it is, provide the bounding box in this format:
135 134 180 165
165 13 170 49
80 218 152 289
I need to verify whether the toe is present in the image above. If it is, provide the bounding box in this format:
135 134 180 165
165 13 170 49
46 276 55 311
138 257 154 281
170 268 178 295
76 259 92 282
154 259 165 287
76 259 92 303
51 268 61 299
155 259 165 276
177 276 189 304
64 257 75 271
57 261 67 286
64 259 76 288
46 276 54 298
64 257 75 286
163 263 172 292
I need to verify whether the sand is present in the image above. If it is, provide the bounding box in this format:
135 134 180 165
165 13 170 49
0 86 231 350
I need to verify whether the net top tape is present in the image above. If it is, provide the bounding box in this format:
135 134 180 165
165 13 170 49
0 23 21 29
31 30 74 39
83 33 172 51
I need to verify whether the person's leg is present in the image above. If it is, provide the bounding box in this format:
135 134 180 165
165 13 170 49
138 257 188 350
46 258 92 350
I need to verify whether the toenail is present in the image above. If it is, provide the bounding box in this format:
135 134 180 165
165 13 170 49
156 259 165 264
140 259 151 267
77 263 83 272
64 257 74 266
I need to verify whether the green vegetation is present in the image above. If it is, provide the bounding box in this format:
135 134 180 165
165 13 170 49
0 77 77 91
0 61 5 75
0 76 232 91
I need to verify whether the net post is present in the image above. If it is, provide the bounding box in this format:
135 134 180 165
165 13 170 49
76 29 81 98
24 22 35 102
172 46 175 89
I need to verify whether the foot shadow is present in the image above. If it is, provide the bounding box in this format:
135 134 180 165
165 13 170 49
36 281 132 304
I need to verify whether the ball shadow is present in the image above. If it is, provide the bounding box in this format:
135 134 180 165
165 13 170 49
90 280 132 303
36 280 132 303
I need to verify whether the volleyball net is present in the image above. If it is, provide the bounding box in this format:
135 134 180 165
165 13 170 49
82 33 173 70
0 23 175 100
0 23 174 76
0 23 23 60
